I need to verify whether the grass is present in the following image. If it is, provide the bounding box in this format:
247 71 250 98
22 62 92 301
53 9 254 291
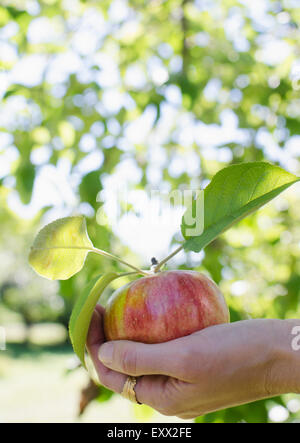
0 342 188 423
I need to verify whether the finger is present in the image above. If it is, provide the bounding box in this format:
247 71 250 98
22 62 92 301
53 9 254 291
92 359 171 412
90 347 168 405
97 338 192 381
92 355 171 412
88 330 170 410
89 342 128 393
134 374 171 412
87 309 128 392
95 303 105 317
86 307 185 409
86 305 105 348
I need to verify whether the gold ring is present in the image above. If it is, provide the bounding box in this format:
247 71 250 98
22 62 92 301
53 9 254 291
121 376 141 404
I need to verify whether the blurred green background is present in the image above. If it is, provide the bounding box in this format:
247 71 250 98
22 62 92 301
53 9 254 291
0 0 300 423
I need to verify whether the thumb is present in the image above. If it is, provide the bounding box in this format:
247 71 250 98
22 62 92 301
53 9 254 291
97 339 191 381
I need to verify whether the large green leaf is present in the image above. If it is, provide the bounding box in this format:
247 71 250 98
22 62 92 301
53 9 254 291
182 162 299 253
29 216 93 280
69 272 119 368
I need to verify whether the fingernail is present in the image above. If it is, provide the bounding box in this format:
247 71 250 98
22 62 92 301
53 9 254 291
98 343 114 365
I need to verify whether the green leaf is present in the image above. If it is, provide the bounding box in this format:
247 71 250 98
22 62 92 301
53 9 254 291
79 170 102 207
16 162 35 204
97 386 114 403
182 162 300 253
29 216 93 280
69 272 119 368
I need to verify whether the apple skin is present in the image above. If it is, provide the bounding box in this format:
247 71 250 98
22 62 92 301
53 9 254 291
104 271 229 344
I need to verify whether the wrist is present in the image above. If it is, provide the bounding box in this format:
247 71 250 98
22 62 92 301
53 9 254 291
267 319 300 396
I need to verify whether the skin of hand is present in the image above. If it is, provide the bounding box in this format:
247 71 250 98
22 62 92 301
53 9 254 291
86 306 300 419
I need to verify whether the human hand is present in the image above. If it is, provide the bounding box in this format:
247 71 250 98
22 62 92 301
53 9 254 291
87 307 300 419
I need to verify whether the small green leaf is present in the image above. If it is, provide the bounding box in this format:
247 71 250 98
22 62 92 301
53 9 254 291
69 272 119 368
79 170 102 207
29 216 93 280
182 162 299 253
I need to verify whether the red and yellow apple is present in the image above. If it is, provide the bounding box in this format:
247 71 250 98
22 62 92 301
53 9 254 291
104 270 229 344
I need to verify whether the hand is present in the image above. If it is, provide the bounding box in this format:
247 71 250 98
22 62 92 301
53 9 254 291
87 308 300 419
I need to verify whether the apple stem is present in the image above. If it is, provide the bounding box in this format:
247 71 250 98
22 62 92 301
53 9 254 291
153 245 184 273
116 271 140 278
92 247 150 276
150 257 159 273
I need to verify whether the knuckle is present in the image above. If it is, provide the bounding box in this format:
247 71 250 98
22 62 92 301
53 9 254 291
120 345 137 375
158 390 181 417
99 378 109 389
178 348 197 381
263 358 275 397
96 368 110 389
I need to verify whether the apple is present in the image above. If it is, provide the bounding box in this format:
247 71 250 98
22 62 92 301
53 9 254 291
104 270 229 344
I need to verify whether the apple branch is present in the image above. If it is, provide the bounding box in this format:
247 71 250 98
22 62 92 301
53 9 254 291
92 247 150 276
154 245 184 273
